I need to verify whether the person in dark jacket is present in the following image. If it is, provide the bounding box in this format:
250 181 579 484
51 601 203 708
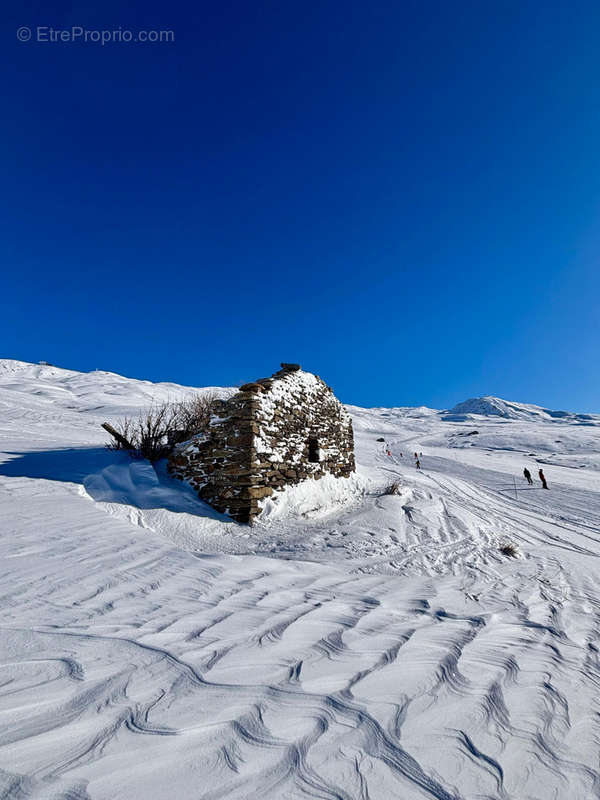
523 467 533 485
416 458 421 470
539 469 549 489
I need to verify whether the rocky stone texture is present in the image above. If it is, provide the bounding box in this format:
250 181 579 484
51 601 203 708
168 364 355 523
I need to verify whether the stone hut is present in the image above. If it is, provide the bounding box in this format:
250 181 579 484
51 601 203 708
168 363 355 523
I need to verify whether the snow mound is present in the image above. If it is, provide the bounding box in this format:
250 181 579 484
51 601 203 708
258 472 370 523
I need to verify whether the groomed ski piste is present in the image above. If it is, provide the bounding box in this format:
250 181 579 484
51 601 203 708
1 358 600 800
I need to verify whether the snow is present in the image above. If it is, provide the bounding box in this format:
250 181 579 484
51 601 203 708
446 394 596 423
259 472 370 523
1 359 600 798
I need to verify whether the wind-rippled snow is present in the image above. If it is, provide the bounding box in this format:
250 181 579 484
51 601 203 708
1 360 600 799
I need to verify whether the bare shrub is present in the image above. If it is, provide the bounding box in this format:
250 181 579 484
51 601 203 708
105 417 134 451
134 401 180 461
171 393 216 444
104 392 217 462
381 481 401 496
499 542 518 558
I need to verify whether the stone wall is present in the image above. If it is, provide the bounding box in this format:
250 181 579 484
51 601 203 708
168 364 355 523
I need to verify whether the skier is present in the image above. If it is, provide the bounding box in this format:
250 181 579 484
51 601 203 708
414 452 418 459
386 448 392 457
538 468 549 489
523 467 533 485
416 458 421 470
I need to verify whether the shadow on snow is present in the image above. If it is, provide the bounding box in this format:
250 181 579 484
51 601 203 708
0 447 227 521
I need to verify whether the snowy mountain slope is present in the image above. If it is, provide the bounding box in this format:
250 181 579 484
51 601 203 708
445 394 599 424
0 359 233 448
0 358 231 416
1 360 600 799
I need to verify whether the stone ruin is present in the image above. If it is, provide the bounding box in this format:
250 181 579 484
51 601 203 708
167 363 355 523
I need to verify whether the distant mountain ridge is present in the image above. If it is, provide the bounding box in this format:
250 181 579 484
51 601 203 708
444 396 597 424
0 360 597 422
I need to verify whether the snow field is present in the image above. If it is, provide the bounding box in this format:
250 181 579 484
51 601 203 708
1 360 600 799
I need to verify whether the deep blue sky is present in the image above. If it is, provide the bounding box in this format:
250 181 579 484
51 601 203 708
3 1 599 410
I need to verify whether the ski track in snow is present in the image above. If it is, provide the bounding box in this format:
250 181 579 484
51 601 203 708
1 360 600 799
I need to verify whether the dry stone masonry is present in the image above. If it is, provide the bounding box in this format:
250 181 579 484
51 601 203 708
168 364 355 523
